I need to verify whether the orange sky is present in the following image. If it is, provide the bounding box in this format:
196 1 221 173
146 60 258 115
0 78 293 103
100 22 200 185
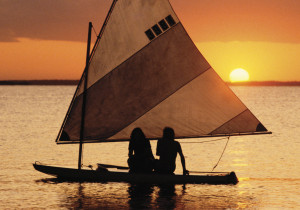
1 0 300 81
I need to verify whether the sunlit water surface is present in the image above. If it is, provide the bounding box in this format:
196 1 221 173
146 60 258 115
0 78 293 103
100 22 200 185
0 86 299 209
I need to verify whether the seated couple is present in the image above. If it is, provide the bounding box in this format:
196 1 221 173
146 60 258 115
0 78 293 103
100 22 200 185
127 127 189 175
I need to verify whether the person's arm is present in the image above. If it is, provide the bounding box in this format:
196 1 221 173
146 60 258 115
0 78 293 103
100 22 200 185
128 140 133 157
177 142 189 175
156 138 161 156
146 140 155 159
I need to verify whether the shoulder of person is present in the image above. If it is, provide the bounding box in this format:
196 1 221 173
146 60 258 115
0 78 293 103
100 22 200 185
174 141 181 147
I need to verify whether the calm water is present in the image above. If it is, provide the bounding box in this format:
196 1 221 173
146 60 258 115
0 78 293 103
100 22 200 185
0 86 299 209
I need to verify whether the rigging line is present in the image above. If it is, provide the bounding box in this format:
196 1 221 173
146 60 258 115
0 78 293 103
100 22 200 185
181 137 228 144
92 25 98 37
211 136 230 172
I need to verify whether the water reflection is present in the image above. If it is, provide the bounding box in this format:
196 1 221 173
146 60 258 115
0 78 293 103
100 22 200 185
127 184 186 209
127 184 154 209
154 184 184 209
54 182 187 209
73 184 84 209
41 180 260 209
60 183 129 209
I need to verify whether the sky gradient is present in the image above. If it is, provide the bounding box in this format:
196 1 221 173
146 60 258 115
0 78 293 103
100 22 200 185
1 0 299 81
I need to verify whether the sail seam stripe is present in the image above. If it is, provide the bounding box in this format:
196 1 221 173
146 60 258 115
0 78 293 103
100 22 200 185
208 109 249 135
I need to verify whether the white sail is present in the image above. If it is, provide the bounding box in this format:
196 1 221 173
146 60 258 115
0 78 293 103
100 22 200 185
57 0 269 144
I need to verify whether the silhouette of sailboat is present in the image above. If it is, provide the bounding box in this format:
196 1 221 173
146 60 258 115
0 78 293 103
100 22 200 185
33 0 271 184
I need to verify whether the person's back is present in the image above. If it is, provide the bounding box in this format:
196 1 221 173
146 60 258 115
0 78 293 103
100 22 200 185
157 140 180 173
128 128 154 173
130 136 152 159
155 127 189 175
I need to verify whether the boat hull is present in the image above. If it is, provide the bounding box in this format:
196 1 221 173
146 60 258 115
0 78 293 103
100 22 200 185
33 163 238 185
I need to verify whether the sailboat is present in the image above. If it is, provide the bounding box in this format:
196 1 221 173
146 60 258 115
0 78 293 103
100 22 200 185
33 0 271 185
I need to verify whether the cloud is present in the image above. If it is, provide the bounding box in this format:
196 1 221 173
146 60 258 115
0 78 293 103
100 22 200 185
1 0 299 43
0 0 111 42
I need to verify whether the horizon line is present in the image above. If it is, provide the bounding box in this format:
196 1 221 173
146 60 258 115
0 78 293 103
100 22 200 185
0 80 300 86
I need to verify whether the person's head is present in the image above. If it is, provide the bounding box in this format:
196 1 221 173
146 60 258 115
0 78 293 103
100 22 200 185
163 127 175 141
131 127 146 141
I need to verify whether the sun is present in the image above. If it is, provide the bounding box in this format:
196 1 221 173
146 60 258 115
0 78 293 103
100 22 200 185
230 68 250 82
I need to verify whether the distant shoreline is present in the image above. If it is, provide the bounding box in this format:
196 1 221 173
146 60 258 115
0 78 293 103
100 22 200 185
0 80 300 86
0 80 78 86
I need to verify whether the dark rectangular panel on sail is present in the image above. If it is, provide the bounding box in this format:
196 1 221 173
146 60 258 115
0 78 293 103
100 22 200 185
151 24 162 36
166 15 176 26
159 19 169 31
145 29 156 41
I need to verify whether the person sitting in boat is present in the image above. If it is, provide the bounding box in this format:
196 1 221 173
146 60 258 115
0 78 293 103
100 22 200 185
155 127 189 175
127 128 155 173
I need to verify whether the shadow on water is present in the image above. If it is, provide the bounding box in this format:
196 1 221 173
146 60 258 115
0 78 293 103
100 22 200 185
35 179 259 209
127 184 185 209
154 184 185 209
127 184 154 209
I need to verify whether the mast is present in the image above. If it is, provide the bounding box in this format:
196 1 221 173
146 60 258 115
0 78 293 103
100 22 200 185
78 22 92 170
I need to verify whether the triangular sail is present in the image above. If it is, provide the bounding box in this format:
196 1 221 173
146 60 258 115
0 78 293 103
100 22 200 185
57 0 270 144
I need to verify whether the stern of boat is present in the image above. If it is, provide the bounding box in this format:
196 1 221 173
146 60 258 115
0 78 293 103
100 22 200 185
228 171 239 184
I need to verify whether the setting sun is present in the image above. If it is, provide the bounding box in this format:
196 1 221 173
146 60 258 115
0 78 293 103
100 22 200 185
230 68 250 82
